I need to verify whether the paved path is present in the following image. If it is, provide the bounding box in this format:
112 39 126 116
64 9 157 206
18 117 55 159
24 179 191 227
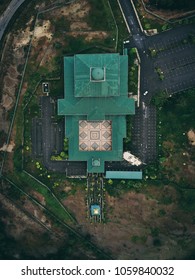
0 0 27 42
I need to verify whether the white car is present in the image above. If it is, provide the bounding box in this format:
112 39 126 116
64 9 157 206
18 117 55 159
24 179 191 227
143 91 148 96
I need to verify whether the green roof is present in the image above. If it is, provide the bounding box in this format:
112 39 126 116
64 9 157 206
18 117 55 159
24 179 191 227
74 54 120 97
58 53 135 173
91 67 104 80
106 171 143 179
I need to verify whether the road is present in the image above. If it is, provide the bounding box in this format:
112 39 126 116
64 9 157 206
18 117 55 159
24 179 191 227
119 0 142 36
0 0 27 42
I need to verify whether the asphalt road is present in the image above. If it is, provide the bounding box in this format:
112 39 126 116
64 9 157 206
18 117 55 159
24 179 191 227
119 0 142 36
0 0 27 42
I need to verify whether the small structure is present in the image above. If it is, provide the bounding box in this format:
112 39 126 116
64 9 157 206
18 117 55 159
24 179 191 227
105 171 142 180
42 82 49 94
123 151 142 166
90 204 101 216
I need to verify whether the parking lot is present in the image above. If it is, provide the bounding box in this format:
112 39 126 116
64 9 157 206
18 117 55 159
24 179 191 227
131 103 157 164
141 24 195 98
31 118 43 157
32 96 87 177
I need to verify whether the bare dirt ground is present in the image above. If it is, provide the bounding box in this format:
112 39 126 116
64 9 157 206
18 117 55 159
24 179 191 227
0 18 33 135
188 129 195 146
33 20 53 42
55 0 90 20
63 185 195 259
0 141 15 152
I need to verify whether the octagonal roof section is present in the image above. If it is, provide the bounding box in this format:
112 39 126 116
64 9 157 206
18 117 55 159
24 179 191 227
74 53 120 97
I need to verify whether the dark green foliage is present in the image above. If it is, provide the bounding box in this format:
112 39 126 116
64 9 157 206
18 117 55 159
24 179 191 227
149 0 195 10
123 115 132 150
87 0 113 30
153 238 162 246
159 209 166 216
51 16 70 36
151 227 159 237
131 235 147 244
0 130 7 146
13 146 23 171
0 0 12 15
160 89 195 144
179 190 195 212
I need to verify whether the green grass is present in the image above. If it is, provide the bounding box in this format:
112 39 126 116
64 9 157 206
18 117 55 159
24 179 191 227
178 190 195 212
134 1 166 32
109 0 129 52
87 0 115 31
150 88 195 186
128 48 138 94
159 89 195 145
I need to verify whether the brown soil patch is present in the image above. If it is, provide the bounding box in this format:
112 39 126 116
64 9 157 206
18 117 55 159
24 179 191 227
0 140 15 152
64 186 72 192
9 65 18 78
63 185 192 259
39 44 57 68
85 31 108 42
70 22 90 31
33 20 53 42
68 31 108 42
13 17 34 49
31 191 46 206
4 76 15 88
55 0 90 19
23 199 51 227
21 82 28 96
1 93 14 110
187 129 195 146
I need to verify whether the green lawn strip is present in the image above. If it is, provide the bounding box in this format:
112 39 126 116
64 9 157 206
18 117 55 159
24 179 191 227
88 0 116 31
128 48 138 94
109 0 129 52
141 15 166 32
123 115 133 151
134 1 165 32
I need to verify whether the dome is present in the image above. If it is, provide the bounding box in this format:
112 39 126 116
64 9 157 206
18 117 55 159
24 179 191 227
91 67 104 81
